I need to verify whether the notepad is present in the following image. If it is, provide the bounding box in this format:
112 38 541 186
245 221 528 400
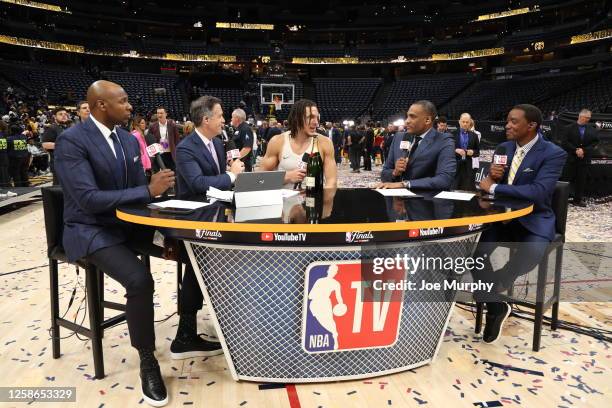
206 187 234 202
434 191 475 201
150 200 210 210
281 189 300 199
374 188 417 197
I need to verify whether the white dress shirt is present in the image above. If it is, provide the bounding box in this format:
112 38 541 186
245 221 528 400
89 113 118 158
195 129 236 184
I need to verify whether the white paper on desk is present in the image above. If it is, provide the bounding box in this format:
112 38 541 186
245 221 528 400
374 188 417 197
206 186 234 202
235 204 283 222
434 191 475 201
151 199 211 209
235 189 283 208
281 189 300 199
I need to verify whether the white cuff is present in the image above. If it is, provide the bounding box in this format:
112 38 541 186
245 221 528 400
226 171 236 184
489 183 497 195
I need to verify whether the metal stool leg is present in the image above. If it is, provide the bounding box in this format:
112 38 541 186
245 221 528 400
86 264 105 379
49 259 61 359
532 256 548 352
475 302 484 334
551 244 563 331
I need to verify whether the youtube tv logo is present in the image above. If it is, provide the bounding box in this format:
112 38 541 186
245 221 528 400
261 232 274 242
408 229 420 238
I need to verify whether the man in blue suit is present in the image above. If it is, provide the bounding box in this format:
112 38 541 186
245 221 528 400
378 100 455 190
172 95 243 360
55 81 175 406
474 104 567 344
175 95 244 198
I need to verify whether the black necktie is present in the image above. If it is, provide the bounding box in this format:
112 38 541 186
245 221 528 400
409 136 422 159
109 132 126 188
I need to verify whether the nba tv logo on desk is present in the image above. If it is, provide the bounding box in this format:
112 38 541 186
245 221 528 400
302 261 405 353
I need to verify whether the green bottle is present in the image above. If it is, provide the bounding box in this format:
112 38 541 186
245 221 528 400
305 136 323 192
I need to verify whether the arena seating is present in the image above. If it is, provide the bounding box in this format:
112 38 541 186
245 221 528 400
0 61 94 105
375 74 474 121
539 69 612 116
102 71 186 120
442 71 603 120
314 78 382 123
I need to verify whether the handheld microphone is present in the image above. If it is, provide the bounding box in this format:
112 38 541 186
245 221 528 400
226 149 241 162
399 133 413 159
493 146 508 166
294 152 310 190
146 143 167 170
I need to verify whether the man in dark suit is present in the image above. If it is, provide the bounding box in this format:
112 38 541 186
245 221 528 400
173 96 244 364
146 106 180 171
325 122 342 164
562 109 599 206
476 104 567 344
54 81 175 406
453 113 480 190
378 100 456 190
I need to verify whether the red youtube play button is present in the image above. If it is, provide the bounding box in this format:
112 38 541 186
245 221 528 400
408 229 420 238
261 232 274 241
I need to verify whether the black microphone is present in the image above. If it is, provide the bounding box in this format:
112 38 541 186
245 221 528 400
492 146 507 166
146 143 167 170
294 152 310 190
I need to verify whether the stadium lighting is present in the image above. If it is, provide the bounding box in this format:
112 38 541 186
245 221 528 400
393 119 404 127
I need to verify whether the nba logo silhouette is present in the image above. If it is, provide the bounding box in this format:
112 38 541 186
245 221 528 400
302 260 405 353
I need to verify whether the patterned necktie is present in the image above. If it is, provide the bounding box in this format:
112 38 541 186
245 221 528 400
507 148 525 185
109 132 126 187
207 140 220 174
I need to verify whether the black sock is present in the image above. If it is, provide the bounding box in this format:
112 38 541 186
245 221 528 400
175 313 197 340
137 346 158 370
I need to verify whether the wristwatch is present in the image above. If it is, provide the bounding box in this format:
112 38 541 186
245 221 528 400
403 180 411 189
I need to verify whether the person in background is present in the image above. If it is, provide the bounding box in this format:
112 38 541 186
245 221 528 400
7 122 30 187
562 109 599 207
230 108 253 172
453 113 480 190
182 121 194 139
0 120 9 188
436 116 449 134
131 114 152 175
41 106 70 185
347 125 363 173
147 107 180 171
76 100 90 123
381 123 396 163
373 124 384 165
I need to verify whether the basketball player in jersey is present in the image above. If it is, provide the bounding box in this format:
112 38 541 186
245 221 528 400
260 99 337 189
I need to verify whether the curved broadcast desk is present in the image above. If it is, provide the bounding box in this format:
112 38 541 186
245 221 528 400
117 189 532 383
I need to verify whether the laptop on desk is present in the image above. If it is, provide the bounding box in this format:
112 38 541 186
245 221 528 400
234 171 286 208
235 171 286 192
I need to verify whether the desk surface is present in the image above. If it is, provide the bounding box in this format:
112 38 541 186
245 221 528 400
117 189 532 244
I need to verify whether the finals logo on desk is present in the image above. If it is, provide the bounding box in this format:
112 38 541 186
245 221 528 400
301 261 404 354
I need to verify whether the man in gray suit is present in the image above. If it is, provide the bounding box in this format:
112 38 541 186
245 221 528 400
378 100 455 190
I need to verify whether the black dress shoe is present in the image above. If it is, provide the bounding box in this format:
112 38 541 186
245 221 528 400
573 200 587 207
140 365 168 407
483 302 511 344
170 335 223 360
